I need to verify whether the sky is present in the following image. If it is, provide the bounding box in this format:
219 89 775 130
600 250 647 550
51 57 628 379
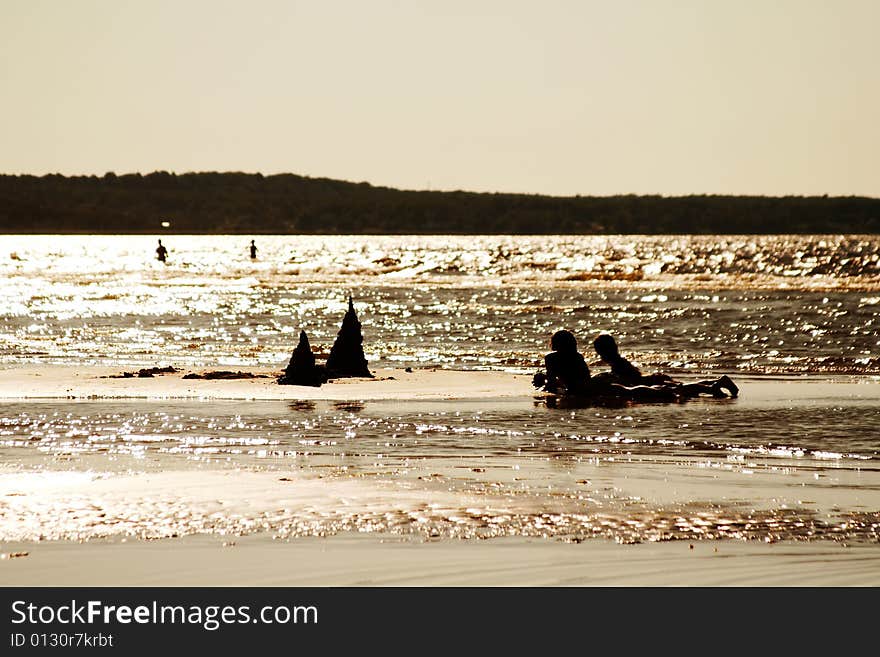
1 0 877 197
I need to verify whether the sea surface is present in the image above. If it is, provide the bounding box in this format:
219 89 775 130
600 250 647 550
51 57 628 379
1 234 878 545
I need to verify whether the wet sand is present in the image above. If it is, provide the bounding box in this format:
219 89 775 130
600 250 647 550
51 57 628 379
1 367 878 586
0 366 533 401
0 365 876 404
3 532 878 586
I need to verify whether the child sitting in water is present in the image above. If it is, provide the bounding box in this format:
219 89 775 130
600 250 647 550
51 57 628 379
535 329 593 396
591 332 738 398
533 330 680 402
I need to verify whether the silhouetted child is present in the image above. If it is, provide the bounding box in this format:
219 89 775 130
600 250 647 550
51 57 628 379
249 239 257 260
592 333 738 398
156 239 168 263
533 330 679 402
534 329 593 396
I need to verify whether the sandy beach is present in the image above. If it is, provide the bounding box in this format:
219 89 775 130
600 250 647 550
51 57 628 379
1 366 878 586
4 532 879 587
0 366 533 402
0 364 876 404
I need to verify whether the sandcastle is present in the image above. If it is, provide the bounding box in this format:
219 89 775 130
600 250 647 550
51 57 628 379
278 297 372 386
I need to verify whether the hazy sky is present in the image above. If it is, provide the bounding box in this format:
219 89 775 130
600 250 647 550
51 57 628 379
2 0 877 196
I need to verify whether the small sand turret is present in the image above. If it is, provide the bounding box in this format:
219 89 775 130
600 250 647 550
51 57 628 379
278 330 328 386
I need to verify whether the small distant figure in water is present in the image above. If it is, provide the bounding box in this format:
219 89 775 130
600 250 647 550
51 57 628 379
156 239 168 263
249 239 257 260
592 332 738 398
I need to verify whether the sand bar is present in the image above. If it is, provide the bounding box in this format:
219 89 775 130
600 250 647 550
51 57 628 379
2 532 878 586
0 366 534 401
0 365 877 403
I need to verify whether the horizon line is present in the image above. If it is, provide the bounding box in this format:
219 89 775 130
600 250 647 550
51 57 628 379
1 170 877 201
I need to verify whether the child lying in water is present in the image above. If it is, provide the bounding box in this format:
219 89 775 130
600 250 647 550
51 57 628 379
592 333 738 398
532 330 738 401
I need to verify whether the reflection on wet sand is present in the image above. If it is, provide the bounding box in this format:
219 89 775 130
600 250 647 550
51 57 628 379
1 395 878 545
333 400 365 413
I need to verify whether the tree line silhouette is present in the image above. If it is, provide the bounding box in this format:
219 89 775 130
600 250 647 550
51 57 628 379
1 172 878 234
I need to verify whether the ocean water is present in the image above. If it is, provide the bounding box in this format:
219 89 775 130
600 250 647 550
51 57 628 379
1 235 878 545
2 234 879 373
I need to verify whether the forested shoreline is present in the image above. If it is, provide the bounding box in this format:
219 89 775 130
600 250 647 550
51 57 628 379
1 172 878 234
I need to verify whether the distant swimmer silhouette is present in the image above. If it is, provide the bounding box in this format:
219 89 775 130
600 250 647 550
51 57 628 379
156 239 168 263
249 239 257 260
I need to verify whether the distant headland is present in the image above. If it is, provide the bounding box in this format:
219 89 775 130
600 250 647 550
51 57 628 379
1 172 878 234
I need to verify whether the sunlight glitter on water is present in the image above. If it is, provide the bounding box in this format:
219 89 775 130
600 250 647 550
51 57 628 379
2 235 880 373
2 235 879 545
1 397 878 545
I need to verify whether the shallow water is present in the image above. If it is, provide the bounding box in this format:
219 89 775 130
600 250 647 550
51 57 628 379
1 234 879 545
1 386 878 544
2 234 879 373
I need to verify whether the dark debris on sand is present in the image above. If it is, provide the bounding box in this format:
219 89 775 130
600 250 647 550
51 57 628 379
104 366 179 379
182 371 273 380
